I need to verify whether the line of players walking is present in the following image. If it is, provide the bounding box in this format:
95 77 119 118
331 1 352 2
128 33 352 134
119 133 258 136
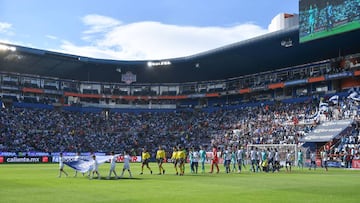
248 147 297 173
134 145 308 176
59 145 328 179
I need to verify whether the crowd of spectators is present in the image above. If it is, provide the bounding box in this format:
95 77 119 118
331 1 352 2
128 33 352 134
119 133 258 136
0 96 359 158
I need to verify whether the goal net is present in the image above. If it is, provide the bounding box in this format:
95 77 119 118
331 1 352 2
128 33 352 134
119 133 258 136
246 144 301 166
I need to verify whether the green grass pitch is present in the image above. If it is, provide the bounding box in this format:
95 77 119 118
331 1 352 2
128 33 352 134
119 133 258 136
0 163 359 203
300 21 360 43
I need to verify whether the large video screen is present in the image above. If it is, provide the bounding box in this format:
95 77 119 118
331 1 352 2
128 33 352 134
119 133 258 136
299 0 360 43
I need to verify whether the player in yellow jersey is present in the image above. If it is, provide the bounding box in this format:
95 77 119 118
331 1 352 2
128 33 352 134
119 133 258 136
140 148 153 175
156 145 166 175
171 146 179 175
178 146 186 176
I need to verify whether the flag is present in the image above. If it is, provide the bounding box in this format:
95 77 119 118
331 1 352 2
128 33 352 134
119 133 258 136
348 92 360 101
64 155 114 173
306 110 320 121
329 95 339 104
319 102 329 112
65 159 93 173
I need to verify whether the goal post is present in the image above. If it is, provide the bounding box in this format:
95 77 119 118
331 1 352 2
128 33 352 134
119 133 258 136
246 144 299 166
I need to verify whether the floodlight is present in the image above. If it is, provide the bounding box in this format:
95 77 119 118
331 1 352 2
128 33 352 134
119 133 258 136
0 44 16 52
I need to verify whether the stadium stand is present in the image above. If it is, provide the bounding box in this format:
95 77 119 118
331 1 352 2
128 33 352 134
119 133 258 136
1 19 360 163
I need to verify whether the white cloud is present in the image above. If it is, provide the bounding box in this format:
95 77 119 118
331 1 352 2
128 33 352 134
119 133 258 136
0 22 12 34
82 14 121 34
59 40 129 59
58 15 269 60
46 35 58 40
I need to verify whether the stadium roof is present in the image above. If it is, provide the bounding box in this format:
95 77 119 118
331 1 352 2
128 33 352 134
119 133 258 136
1 26 360 84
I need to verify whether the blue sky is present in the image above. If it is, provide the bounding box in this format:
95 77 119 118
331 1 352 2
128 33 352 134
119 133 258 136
0 0 298 60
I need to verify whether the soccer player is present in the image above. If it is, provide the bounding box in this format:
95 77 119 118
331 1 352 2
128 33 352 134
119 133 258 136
326 2 333 31
231 146 237 172
188 147 194 173
297 149 304 169
209 145 219 173
90 154 101 179
261 148 268 172
178 146 186 176
199 145 206 173
256 147 261 172
73 151 81 177
321 149 329 171
171 146 179 175
308 5 317 35
285 150 293 173
107 151 119 179
223 146 232 173
140 148 152 175
120 151 133 178
191 147 200 174
273 148 280 172
250 147 257 173
309 151 317 170
58 152 68 178
267 148 274 172
237 146 245 173
156 145 166 175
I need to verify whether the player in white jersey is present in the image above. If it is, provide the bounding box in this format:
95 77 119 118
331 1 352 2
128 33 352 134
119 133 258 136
191 147 200 174
237 146 244 173
90 155 101 179
309 151 317 170
321 150 329 171
267 148 274 172
256 148 261 172
58 152 68 178
285 150 293 172
224 147 232 173
120 151 133 178
73 152 84 177
107 151 119 179
250 147 257 173
273 149 280 172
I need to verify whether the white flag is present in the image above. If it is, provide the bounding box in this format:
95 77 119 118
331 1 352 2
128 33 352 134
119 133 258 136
329 95 339 104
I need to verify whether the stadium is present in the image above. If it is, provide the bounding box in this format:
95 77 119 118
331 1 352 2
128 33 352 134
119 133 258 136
1 1 360 203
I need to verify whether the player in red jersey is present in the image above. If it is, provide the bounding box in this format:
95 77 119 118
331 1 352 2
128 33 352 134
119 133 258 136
209 145 220 173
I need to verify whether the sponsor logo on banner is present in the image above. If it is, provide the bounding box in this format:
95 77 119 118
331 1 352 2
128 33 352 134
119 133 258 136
352 160 360 168
0 156 51 163
42 156 49 163
6 157 41 163
132 156 139 162
0 152 17 156
116 155 141 162
326 71 353 80
121 72 137 84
